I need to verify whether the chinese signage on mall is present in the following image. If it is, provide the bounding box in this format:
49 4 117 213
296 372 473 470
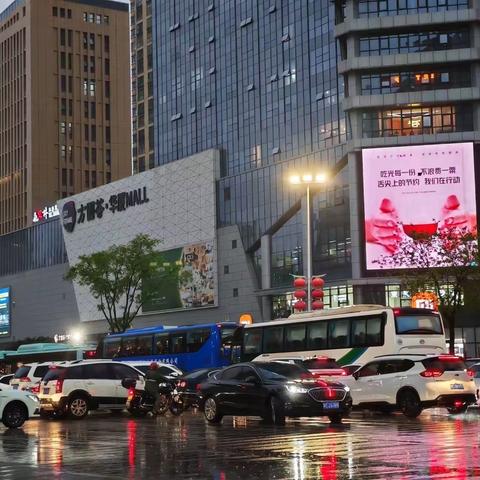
62 186 149 233
362 143 477 270
33 205 60 223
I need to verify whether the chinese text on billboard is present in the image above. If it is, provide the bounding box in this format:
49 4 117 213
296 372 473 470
0 287 11 336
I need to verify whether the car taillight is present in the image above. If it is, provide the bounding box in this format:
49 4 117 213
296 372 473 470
454 400 464 408
127 388 135 400
177 380 187 389
438 355 461 361
55 379 64 393
195 383 202 391
420 369 443 378
467 369 475 378
84 350 96 359
30 384 40 394
340 369 347 376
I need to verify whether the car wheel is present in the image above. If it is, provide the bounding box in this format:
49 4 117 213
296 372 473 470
68 395 89 419
265 396 286 426
447 405 468 415
203 397 223 424
328 413 343 424
398 390 422 418
2 402 28 429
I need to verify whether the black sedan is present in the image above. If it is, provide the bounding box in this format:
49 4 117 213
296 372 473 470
176 368 221 408
199 362 352 425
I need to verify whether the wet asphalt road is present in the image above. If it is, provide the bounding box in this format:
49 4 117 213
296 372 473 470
0 409 479 480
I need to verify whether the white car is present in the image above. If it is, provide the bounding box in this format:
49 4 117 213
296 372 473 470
342 354 476 417
10 362 54 391
467 363 480 400
0 384 39 428
38 360 145 419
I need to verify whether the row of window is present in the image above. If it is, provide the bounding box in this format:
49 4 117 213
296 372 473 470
83 12 110 25
360 67 470 95
358 0 469 17
361 105 473 138
103 328 213 358
359 29 469 56
52 7 72 19
243 316 385 356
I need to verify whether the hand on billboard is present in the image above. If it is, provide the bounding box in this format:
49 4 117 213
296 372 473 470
439 195 477 236
365 198 401 253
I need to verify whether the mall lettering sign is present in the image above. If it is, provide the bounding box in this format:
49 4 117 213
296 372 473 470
62 186 149 233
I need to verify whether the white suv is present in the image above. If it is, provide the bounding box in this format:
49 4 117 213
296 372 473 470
342 354 476 418
38 360 144 419
10 363 53 391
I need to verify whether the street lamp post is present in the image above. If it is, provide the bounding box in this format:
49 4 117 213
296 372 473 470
289 172 327 311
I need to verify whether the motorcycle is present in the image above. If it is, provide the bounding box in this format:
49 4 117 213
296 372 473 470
121 378 184 417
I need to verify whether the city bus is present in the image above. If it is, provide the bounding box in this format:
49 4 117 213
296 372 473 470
98 323 240 372
239 305 447 366
3 343 98 372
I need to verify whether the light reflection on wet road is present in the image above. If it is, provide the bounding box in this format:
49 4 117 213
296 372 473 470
0 410 479 479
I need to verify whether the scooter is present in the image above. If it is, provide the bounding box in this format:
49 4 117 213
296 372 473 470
122 378 184 417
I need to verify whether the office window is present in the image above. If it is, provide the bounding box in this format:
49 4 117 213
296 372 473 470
84 147 90 163
104 15 109 24
105 58 110 75
106 127 111 143
84 125 89 141
84 101 89 118
91 171 97 187
61 98 67 116
85 171 90 188
62 168 67 185
60 8 65 18
89 81 96 97
90 56 95 73
90 102 96 119
88 12 94 23
53 7 58 16
96 14 102 25
233 288 239 298
68 30 73 47
60 145 66 159
83 12 87 22
106 149 111 165
60 75 66 92
105 104 110 121
89 33 95 50
91 125 96 142
60 29 66 46
83 33 88 49
91 148 97 165
104 35 110 52
105 81 110 98
69 169 74 186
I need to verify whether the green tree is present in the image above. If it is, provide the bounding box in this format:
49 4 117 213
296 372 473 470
66 234 176 333
374 229 479 354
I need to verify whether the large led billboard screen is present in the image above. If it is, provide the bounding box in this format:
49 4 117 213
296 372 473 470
362 143 477 270
0 287 10 336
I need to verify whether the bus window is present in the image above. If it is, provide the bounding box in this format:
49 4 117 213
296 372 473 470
155 334 169 355
263 326 284 353
284 324 306 352
104 338 122 358
170 333 186 354
123 335 153 357
366 317 383 345
243 329 263 356
186 329 211 353
351 319 367 346
329 319 350 348
306 322 327 349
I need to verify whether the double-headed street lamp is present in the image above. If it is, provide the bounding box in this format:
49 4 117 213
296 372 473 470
289 172 328 311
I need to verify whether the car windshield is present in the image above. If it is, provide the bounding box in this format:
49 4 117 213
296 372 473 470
255 362 312 381
303 358 340 370
13 366 31 379
395 314 443 334
42 367 66 382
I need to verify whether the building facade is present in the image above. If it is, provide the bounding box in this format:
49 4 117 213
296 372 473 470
0 0 131 236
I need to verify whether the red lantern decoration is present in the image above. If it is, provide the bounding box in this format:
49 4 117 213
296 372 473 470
294 301 307 311
293 277 307 288
312 289 324 299
312 277 325 288
294 290 307 299
312 300 324 310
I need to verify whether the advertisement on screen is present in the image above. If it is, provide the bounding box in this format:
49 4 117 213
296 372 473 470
362 143 477 270
0 287 10 336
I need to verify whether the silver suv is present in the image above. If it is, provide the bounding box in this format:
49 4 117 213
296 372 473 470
38 360 144 419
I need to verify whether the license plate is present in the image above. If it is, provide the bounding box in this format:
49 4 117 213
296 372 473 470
43 388 50 395
451 384 464 390
12 385 18 390
323 401 340 410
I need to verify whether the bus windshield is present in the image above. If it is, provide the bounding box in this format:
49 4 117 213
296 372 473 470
395 314 443 335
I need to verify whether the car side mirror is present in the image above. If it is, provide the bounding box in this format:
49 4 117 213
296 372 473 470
245 375 259 385
121 378 136 389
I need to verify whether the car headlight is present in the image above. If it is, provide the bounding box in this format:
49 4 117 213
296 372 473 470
286 384 309 394
344 386 350 392
27 395 39 402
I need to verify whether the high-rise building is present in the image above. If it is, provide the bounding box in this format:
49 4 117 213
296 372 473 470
0 0 131 236
130 0 154 173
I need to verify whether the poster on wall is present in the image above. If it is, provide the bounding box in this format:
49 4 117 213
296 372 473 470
362 143 477 270
0 287 11 336
142 242 216 312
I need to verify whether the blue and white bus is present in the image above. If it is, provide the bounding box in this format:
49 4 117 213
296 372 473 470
98 323 240 372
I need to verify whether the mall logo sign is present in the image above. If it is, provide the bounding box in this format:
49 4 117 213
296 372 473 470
62 186 149 233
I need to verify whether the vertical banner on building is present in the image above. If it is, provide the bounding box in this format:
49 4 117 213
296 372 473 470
0 287 11 336
362 143 477 270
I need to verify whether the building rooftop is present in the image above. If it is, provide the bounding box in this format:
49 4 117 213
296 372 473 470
0 0 24 23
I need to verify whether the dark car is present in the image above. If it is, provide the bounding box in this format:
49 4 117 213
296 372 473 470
199 362 352 425
176 368 221 408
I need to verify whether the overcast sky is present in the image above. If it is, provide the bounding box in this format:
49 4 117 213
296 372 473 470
1 0 129 14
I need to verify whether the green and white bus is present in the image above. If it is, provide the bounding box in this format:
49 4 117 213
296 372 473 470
240 305 447 366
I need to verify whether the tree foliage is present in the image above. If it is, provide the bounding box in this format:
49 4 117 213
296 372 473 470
374 228 480 353
66 234 177 333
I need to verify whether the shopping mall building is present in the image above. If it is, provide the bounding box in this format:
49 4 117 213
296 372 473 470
1 1 480 355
